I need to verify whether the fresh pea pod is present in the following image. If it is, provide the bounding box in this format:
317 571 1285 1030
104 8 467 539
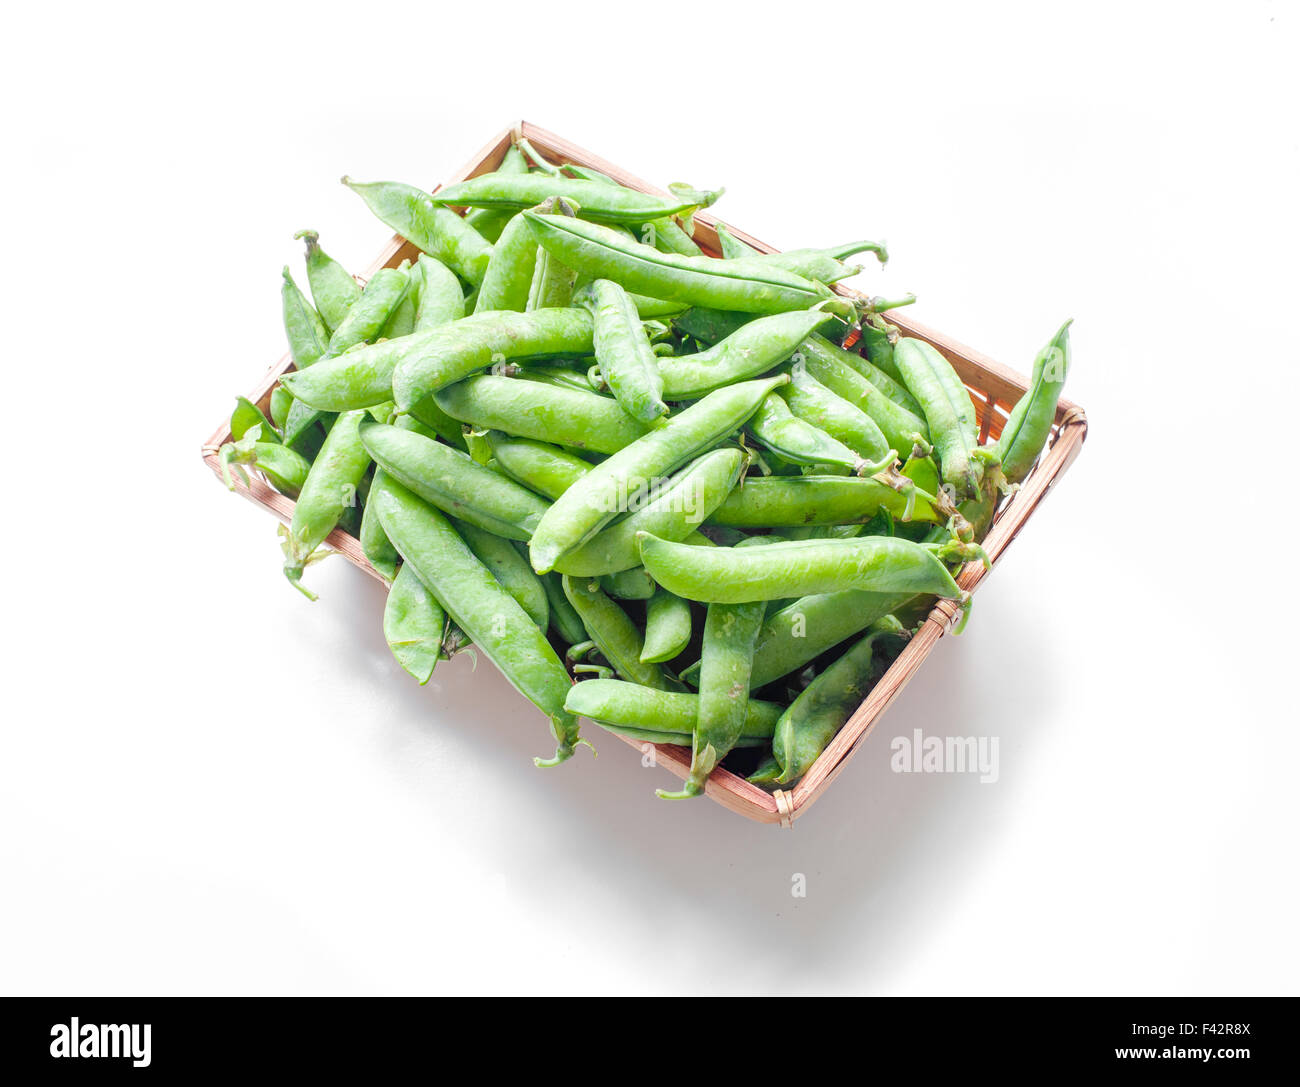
281 266 329 368
747 393 869 473
996 319 1071 484
835 336 922 416
358 418 549 541
220 432 310 497
659 597 766 799
529 375 788 574
434 174 720 225
561 575 669 689
732 239 888 284
383 562 447 684
413 254 466 330
465 143 529 243
454 521 550 631
435 375 649 455
893 337 982 500
269 386 294 433
283 409 372 598
295 230 361 332
542 572 588 646
706 475 943 528
342 176 492 285
564 679 782 748
231 396 279 444
715 223 759 260
599 567 658 600
580 278 667 424
760 617 905 785
324 265 409 358
641 590 693 664
858 315 905 384
657 306 830 399
526 240 578 310
380 260 419 340
553 448 744 576
799 334 928 456
374 479 582 766
360 468 400 582
474 212 541 314
779 365 893 464
484 432 593 499
636 533 961 604
524 213 850 316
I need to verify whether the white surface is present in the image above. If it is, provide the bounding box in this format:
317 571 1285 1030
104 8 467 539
2 0 1296 995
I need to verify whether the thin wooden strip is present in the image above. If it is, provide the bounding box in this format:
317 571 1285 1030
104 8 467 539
609 733 782 823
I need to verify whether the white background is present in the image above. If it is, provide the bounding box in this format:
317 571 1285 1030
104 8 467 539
2 1 1297 995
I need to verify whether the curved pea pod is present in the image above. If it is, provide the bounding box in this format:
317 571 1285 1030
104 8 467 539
715 222 759 259
599 567 657 600
763 617 905 785
638 217 702 257
435 374 649 455
393 308 595 411
528 375 789 574
281 267 329 369
706 475 942 528
996 319 1072 484
360 468 400 582
779 366 893 463
731 239 888 285
836 335 922 416
510 366 602 396
484 432 592 500
454 521 549 631
799 334 928 456
269 385 294 432
641 590 693 664
474 212 541 314
636 533 961 604
342 176 492 285
465 143 529 243
565 679 782 748
358 418 549 541
433 173 720 225
526 241 578 310
380 260 420 340
383 562 447 684
858 315 905 384
295 230 361 332
407 393 469 451
374 479 582 766
561 575 670 689
658 306 831 399
413 254 466 330
282 410 372 598
553 448 744 576
893 337 982 500
325 265 409 358
580 278 667 424
524 213 849 316
221 434 310 497
662 592 766 799
747 393 867 473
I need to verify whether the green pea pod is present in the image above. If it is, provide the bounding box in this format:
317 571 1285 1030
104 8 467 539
747 392 866 473
434 174 719 225
660 597 766 799
996 319 1072 484
342 176 492 285
325 265 409 358
295 230 361 332
658 306 830 399
740 239 887 284
360 469 401 582
640 217 702 257
529 375 788 574
561 576 669 689
526 242 578 310
641 590 693 664
779 366 892 463
221 436 310 497
283 410 372 598
715 223 759 259
858 315 905 384
893 337 982 500
358 418 549 542
282 308 595 413
599 567 657 600
231 396 279 444
383 561 446 684
281 266 329 369
766 618 905 785
837 335 922 416
565 679 782 748
435 375 649 455
381 260 419 340
580 279 668 424
524 213 850 316
413 254 466 330
474 212 541 313
799 334 928 456
542 571 589 646
269 386 294 432
454 521 550 631
374 479 582 765
510 366 602 396
553 448 745 576
465 144 529 243
485 432 592 499
406 394 469 451
706 475 941 528
636 533 961 604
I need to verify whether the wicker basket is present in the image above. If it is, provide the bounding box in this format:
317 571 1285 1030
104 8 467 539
201 121 1088 826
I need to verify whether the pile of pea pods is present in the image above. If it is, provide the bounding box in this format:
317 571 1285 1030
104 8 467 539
218 137 1071 796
